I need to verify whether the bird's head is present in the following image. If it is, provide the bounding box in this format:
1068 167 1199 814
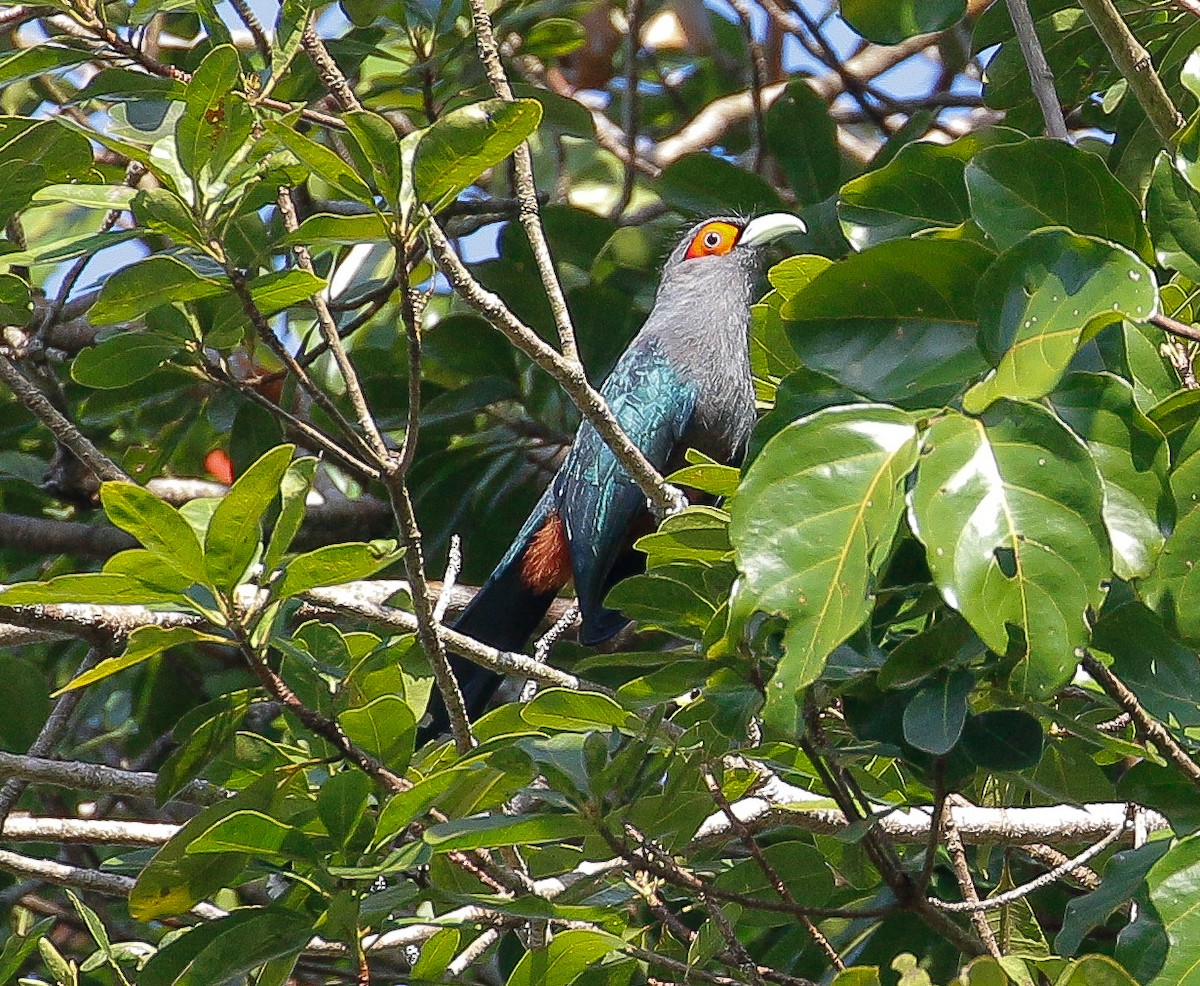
663 213 807 279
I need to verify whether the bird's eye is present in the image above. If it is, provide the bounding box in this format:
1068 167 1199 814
684 221 740 260
703 231 722 249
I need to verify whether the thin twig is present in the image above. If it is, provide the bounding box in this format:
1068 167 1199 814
932 814 1130 914
424 218 685 517
277 186 389 459
1078 0 1183 146
434 534 463 623
0 355 129 483
727 0 768 172
1082 652 1200 786
228 0 271 64
614 0 643 217
941 799 1001 957
464 0 581 363
1005 0 1069 139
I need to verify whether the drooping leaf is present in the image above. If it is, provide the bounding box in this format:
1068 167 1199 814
908 402 1111 697
965 138 1151 256
275 540 402 598
89 256 226 325
902 669 974 755
782 239 993 406
72 333 180 389
839 128 1021 249
730 405 919 733
1147 834 1200 986
1147 151 1200 281
100 481 207 582
1050 373 1170 580
964 230 1157 412
55 626 228 695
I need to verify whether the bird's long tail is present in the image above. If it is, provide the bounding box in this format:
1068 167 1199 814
417 507 570 742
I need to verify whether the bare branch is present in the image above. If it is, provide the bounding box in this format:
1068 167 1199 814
1005 0 1070 139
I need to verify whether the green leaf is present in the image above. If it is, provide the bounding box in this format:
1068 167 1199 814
902 669 974 755
765 80 839 206
840 0 965 43
176 45 253 181
965 138 1150 256
713 841 834 927
1050 373 1170 580
264 121 375 204
72 332 179 389
157 690 255 803
338 693 415 770
424 812 584 851
1093 602 1200 729
521 689 637 731
782 239 993 405
186 810 316 861
133 186 207 247
0 273 29 323
505 929 623 986
0 45 93 86
960 710 1044 771
730 405 919 732
414 98 543 213
32 182 138 210
89 256 225 325
658 153 786 218
1148 834 1200 986
55 626 227 694
1147 151 1200 281
138 908 313 986
412 929 460 980
282 212 390 246
838 128 1021 249
0 655 49 752
909 403 1111 697
0 572 181 606
262 456 317 575
964 231 1157 413
1057 842 1169 956
101 481 207 581
345 109 402 204
275 539 401 598
205 445 294 591
316 769 372 846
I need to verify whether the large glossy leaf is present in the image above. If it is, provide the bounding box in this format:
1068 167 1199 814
1148 834 1200 986
1147 151 1200 281
1144 390 1200 642
765 80 839 206
840 0 965 44
838 128 1021 248
965 138 1151 256
414 98 543 213
658 153 786 217
275 539 401 598
964 231 1157 413
730 405 919 732
1050 373 1170 580
1092 602 1200 729
908 402 1111 697
782 238 993 406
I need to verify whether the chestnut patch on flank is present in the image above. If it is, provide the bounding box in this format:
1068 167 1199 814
521 512 572 593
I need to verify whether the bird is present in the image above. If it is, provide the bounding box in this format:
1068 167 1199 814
422 213 807 740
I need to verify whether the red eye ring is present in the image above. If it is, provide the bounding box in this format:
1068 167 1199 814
684 221 741 260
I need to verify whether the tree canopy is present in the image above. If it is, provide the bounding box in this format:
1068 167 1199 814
3 0 1200 983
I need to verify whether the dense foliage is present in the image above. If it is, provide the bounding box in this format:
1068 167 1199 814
6 0 1200 983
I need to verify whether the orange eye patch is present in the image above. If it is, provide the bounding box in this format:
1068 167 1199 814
684 221 741 260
